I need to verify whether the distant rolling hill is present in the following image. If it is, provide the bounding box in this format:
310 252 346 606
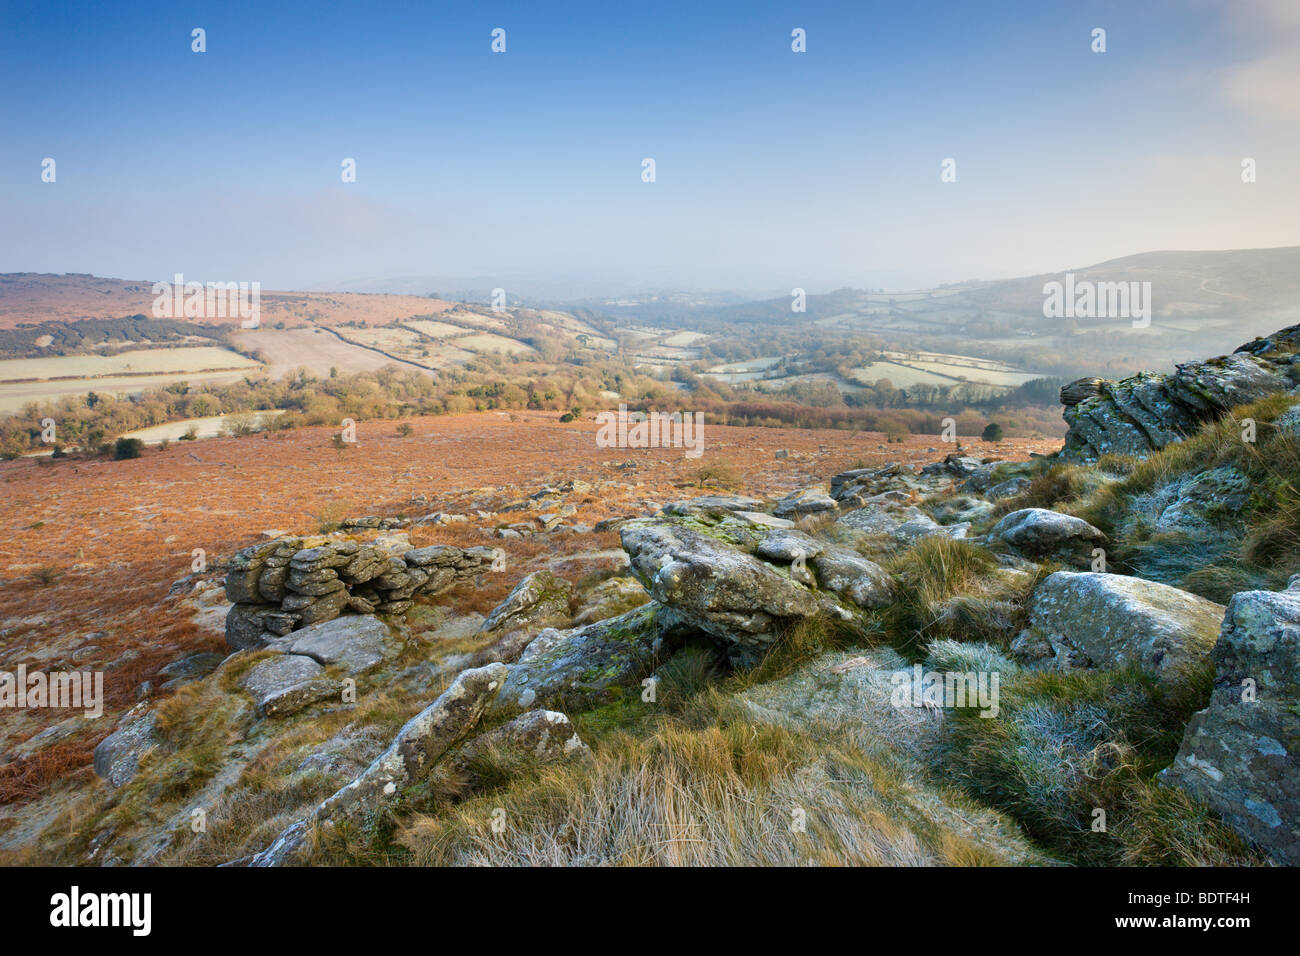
633 247 1300 373
0 273 458 330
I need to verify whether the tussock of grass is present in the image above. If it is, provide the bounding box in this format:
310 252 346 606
881 537 1042 653
991 461 1103 517
924 639 1020 676
939 665 1262 866
1070 395 1300 595
735 614 858 688
386 702 1038 867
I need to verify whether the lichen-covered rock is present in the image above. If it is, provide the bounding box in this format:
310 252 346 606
987 477 1031 501
158 651 225 691
237 653 344 717
286 566 346 596
92 705 157 787
772 486 838 519
462 570 579 666
480 570 573 637
836 501 929 537
921 454 985 479
224 539 290 604
490 604 678 718
731 510 795 529
1060 377 1105 406
240 653 324 701
831 463 925 503
810 547 893 609
894 512 969 543
1274 401 1300 440
449 709 588 773
284 614 399 675
661 494 766 517
259 678 346 719
991 508 1107 566
621 518 823 652
286 586 351 628
223 536 500 651
1148 466 1251 536
1161 584 1300 864
1060 326 1300 461
754 528 824 564
1011 571 1224 685
225 603 280 651
571 575 649 627
248 663 508 866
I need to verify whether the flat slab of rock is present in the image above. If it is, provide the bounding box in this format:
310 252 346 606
92 705 157 787
238 654 343 717
491 604 674 718
1012 571 1223 684
837 502 928 536
286 614 398 675
1161 584 1300 864
732 511 795 529
259 678 346 718
240 653 324 700
661 495 765 516
772 486 838 519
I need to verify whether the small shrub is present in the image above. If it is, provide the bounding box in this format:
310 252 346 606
32 565 61 586
689 461 741 489
113 437 143 460
222 412 261 438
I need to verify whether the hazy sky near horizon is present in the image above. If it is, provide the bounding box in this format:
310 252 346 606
2 0 1298 296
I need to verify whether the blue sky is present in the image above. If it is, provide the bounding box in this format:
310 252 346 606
1 0 1297 294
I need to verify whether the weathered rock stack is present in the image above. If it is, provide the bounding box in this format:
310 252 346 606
1059 324 1300 461
225 535 499 651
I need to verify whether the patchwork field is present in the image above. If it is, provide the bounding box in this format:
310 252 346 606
120 411 286 444
0 347 258 382
228 327 413 378
0 372 255 416
0 347 265 415
451 332 536 355
402 319 477 339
